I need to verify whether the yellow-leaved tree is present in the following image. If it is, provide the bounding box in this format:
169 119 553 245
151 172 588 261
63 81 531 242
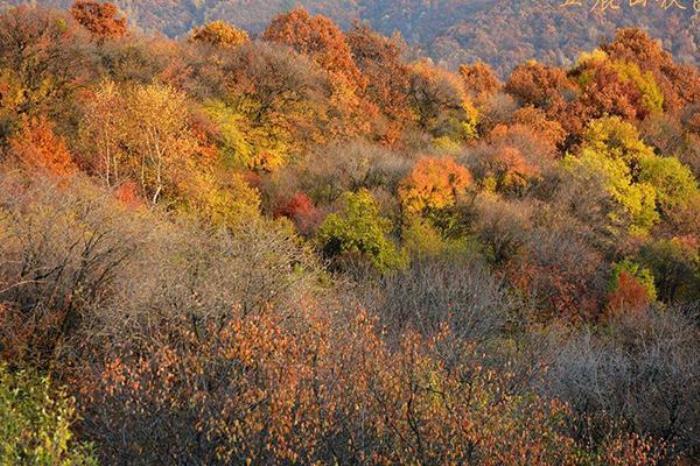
189 20 249 49
79 80 198 204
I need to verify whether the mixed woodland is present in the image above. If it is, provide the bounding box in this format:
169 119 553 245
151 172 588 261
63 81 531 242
0 1 699 464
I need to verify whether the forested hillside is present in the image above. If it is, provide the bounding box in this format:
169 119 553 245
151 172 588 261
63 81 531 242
1 0 698 74
0 1 699 464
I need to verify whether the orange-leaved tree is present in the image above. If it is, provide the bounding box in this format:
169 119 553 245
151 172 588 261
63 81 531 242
459 61 502 105
263 8 377 138
399 156 472 217
70 0 127 41
263 8 364 91
408 61 478 148
7 116 75 175
347 24 413 145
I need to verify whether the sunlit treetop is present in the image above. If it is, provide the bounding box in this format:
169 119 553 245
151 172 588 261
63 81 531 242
189 20 249 49
602 28 700 111
70 0 127 40
581 116 655 165
459 61 502 102
564 147 659 236
263 8 365 91
505 61 575 113
347 24 413 143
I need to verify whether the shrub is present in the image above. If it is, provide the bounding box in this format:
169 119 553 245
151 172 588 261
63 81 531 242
0 364 96 465
273 192 320 235
639 236 700 303
606 260 657 316
7 116 75 175
543 308 699 460
401 218 479 260
473 145 541 196
363 257 509 342
317 189 405 273
398 156 472 217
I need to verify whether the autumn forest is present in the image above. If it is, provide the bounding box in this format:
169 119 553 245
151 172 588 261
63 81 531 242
0 1 699 464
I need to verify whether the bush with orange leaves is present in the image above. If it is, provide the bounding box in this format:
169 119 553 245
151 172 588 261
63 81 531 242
325 320 579 465
398 156 472 217
81 308 330 464
474 145 541 196
79 305 664 465
7 117 76 176
113 180 142 208
506 244 605 322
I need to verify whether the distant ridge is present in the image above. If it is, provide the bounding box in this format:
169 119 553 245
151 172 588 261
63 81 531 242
1 0 697 74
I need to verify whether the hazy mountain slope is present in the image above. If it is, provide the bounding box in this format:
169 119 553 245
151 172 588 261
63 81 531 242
2 0 697 74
